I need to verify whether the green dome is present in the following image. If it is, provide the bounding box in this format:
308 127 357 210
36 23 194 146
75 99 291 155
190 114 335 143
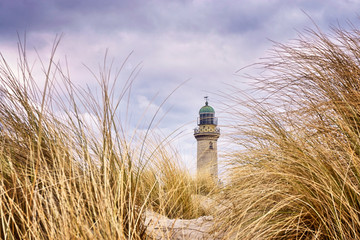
199 102 215 114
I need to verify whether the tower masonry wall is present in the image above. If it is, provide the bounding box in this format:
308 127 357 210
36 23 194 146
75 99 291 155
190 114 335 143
195 100 220 180
196 134 219 178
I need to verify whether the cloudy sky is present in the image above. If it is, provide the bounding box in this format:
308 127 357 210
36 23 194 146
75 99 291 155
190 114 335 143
1 0 360 173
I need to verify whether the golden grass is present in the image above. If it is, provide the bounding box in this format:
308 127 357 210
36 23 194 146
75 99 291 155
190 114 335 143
215 24 360 239
0 39 208 239
137 142 209 220
9 21 360 240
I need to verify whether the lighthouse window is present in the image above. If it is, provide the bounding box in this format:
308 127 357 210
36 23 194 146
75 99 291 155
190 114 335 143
200 113 214 124
209 141 213 149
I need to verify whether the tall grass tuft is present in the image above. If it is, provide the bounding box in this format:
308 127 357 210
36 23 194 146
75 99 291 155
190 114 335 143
216 24 360 239
137 139 208 220
0 39 201 239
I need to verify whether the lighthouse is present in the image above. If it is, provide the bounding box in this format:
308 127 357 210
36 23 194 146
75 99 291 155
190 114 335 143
194 97 220 179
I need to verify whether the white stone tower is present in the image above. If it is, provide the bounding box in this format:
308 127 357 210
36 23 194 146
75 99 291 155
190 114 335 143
194 97 220 179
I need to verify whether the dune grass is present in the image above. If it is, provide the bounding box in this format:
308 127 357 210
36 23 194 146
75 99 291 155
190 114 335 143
215 24 360 239
0 39 209 239
7 21 360 240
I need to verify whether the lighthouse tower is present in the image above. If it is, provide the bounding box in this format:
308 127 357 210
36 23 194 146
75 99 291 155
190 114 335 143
194 97 220 179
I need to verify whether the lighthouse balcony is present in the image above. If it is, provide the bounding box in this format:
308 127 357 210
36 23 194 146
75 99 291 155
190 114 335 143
194 127 220 135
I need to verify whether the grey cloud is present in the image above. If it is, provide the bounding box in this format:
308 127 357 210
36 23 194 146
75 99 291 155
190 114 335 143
0 0 147 39
1 0 359 43
1 0 360 168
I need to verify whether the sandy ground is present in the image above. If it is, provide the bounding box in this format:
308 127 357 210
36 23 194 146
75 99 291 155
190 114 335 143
144 195 226 239
145 210 215 240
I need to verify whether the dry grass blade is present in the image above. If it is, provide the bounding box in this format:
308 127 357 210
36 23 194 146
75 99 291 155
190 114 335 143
215 23 360 239
0 39 207 239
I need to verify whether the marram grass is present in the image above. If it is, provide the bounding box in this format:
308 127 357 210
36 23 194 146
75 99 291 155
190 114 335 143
6 22 360 240
215 24 360 239
0 40 208 240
